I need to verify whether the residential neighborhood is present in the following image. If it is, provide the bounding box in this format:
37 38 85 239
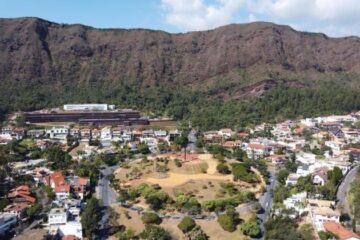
1 104 360 239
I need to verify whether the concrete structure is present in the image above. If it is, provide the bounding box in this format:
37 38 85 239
48 208 68 225
63 104 112 111
0 213 17 235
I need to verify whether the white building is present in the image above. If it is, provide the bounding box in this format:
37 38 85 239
101 127 112 140
308 199 340 231
154 130 167 138
63 104 113 111
46 126 69 139
286 173 300 186
58 221 83 239
0 213 17 235
48 208 68 225
283 192 308 217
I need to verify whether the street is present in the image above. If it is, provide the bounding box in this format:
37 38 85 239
337 165 359 216
254 170 277 239
97 165 119 206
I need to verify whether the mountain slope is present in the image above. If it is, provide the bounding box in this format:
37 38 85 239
1 17 360 126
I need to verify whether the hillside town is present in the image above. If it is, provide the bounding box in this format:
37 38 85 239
1 104 360 239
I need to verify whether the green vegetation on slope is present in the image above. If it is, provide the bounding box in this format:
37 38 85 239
2 81 360 130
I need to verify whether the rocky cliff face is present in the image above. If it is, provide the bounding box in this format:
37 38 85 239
1 17 360 110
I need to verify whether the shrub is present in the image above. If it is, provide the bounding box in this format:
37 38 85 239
217 163 231 174
240 218 261 237
178 216 196 233
140 225 171 240
141 212 162 225
217 214 237 232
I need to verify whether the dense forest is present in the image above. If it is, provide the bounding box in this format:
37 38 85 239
1 80 360 130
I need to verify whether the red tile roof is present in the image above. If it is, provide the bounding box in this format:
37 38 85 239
324 221 360 240
249 143 266 150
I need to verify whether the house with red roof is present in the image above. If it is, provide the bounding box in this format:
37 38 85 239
7 185 36 204
45 172 71 202
324 221 360 240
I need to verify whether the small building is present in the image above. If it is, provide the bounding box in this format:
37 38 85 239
48 208 68 225
312 168 329 186
286 173 300 186
324 221 360 240
0 213 17 235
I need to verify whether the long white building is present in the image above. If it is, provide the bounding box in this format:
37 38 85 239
63 104 114 111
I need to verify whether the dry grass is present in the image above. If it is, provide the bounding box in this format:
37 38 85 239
112 205 145 234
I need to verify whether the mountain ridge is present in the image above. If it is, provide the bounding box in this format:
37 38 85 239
1 17 360 118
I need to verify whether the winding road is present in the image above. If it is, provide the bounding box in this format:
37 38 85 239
337 165 359 216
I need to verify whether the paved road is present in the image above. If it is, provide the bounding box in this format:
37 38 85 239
98 165 119 207
254 170 277 240
337 165 359 216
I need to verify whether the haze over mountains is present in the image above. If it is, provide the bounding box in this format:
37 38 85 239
1 17 360 124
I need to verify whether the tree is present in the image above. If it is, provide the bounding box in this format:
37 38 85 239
328 166 343 186
145 191 169 210
299 224 314 240
241 218 261 237
116 228 135 240
217 213 237 232
138 143 150 155
26 203 42 219
349 153 355 163
233 147 246 161
217 163 231 174
277 169 290 185
175 134 189 160
217 206 239 232
139 225 171 240
81 197 102 238
141 212 162 225
178 216 196 233
264 216 302 240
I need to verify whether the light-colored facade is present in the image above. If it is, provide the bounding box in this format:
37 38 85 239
0 213 17 235
63 104 111 111
48 208 68 225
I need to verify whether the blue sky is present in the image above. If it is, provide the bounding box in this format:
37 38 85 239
1 0 360 37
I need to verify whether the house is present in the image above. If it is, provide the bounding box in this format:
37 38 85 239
45 172 71 201
286 173 300 186
246 143 270 159
168 130 181 141
69 128 80 138
27 129 45 138
111 127 122 139
223 140 242 149
58 221 83 239
100 127 112 140
266 155 286 165
48 208 68 225
79 128 91 140
296 165 311 177
7 185 36 204
140 137 158 153
71 177 90 200
308 199 340 231
47 126 69 139
142 130 154 138
218 128 234 139
3 203 29 218
0 213 17 235
91 129 101 139
324 221 360 240
203 131 221 142
154 130 167 138
121 129 132 142
312 168 329 186
283 192 308 217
